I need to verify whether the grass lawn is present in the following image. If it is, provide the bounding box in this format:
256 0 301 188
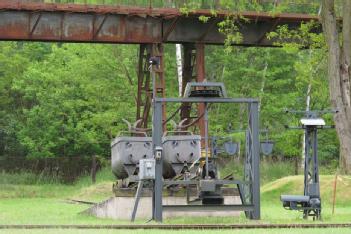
0 168 350 230
2 198 350 225
0 229 351 234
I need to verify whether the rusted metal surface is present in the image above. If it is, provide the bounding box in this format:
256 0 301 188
136 44 165 129
136 44 152 128
0 1 321 137
0 1 320 46
152 43 167 128
180 44 195 125
177 43 207 144
0 1 320 20
195 44 207 145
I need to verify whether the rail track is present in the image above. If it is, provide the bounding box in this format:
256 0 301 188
0 224 350 230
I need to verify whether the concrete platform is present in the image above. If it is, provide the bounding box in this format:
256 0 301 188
85 195 242 220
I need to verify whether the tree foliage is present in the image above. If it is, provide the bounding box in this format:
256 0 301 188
0 0 340 168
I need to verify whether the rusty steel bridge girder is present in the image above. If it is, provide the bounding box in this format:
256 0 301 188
0 1 320 46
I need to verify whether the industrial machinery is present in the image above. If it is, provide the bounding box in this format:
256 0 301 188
111 119 201 187
112 58 261 223
162 129 201 175
148 66 261 222
281 110 336 220
111 119 153 183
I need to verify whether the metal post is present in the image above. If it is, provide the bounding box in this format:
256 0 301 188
150 46 165 222
152 180 155 219
304 128 310 197
204 102 209 179
243 129 252 218
131 180 144 222
152 100 163 222
313 129 319 185
312 127 321 219
250 102 260 219
303 127 311 219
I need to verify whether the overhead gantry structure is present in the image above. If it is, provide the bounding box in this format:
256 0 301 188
0 0 320 143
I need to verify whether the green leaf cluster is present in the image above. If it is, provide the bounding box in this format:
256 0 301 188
0 0 340 165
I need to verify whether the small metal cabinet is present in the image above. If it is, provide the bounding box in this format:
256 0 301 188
139 159 156 180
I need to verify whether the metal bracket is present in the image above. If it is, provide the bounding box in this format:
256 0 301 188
183 82 228 98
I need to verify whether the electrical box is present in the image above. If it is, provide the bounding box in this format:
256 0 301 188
200 180 216 192
139 159 155 180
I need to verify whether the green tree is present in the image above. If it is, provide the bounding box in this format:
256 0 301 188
12 44 137 158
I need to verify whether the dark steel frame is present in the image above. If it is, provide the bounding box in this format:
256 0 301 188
282 110 336 220
302 124 321 219
281 124 323 220
152 97 260 222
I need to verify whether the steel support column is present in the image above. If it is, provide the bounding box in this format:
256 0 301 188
250 102 260 219
304 128 310 197
243 102 260 219
152 100 163 222
303 127 320 219
243 128 252 213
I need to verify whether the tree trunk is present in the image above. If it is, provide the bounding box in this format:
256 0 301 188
301 50 313 169
301 81 311 169
258 61 268 113
321 0 351 173
176 44 183 96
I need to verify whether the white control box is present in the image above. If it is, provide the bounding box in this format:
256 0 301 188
139 159 156 180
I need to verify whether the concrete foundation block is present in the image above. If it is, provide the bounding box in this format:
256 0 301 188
84 195 242 220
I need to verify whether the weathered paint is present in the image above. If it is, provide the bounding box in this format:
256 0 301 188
0 1 320 45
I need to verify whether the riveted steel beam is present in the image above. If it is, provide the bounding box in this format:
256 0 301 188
0 1 320 46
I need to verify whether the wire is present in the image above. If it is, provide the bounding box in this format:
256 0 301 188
178 103 213 129
162 106 182 127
